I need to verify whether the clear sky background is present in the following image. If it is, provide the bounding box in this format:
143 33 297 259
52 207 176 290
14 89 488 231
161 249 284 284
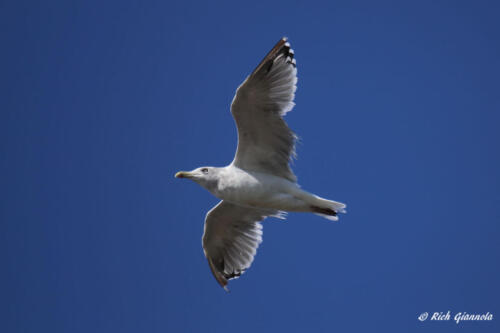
1 0 499 332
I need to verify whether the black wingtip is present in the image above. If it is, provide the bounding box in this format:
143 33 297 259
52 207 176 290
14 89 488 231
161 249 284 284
251 37 293 75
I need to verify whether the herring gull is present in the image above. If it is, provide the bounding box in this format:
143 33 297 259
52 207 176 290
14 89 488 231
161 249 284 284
175 37 346 291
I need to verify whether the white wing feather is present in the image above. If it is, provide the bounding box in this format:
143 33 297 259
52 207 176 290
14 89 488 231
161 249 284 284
231 37 298 182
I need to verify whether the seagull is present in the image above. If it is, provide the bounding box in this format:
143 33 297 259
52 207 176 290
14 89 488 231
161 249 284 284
175 37 346 291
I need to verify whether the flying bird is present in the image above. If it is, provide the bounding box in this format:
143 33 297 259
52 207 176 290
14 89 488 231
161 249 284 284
175 37 346 291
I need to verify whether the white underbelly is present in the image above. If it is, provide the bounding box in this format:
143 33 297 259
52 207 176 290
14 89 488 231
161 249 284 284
215 169 309 211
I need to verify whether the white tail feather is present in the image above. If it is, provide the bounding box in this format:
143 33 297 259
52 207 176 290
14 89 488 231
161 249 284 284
315 213 339 221
311 195 347 221
290 188 346 221
315 196 346 213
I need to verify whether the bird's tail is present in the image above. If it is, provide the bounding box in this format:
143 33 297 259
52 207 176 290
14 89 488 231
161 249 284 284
309 195 346 221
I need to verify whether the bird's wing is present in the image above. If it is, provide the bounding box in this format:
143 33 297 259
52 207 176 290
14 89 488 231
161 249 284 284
231 37 298 182
202 200 281 291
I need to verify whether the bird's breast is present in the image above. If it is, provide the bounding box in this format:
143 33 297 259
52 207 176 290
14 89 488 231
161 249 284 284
214 168 295 208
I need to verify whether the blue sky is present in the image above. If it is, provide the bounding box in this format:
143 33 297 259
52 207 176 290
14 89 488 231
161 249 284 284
1 0 499 332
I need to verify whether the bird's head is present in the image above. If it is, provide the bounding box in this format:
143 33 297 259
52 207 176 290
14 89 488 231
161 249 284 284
175 167 219 191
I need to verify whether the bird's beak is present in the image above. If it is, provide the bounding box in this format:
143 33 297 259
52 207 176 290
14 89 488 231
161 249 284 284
175 171 191 179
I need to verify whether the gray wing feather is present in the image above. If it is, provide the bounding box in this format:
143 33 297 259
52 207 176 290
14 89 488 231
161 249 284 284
231 37 298 182
202 200 280 290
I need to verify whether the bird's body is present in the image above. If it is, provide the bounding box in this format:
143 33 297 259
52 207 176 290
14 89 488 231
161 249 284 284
212 166 298 209
207 165 343 215
175 37 346 290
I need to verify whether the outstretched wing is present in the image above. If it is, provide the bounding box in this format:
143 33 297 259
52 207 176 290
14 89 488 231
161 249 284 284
202 201 281 291
231 37 298 182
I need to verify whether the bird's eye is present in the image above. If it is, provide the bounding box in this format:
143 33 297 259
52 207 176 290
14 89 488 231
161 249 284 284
201 168 209 174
